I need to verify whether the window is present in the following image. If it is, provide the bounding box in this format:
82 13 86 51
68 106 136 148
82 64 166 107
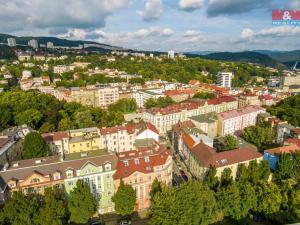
124 160 129 166
105 163 111 171
144 156 150 163
30 178 40 184
66 170 73 178
134 158 140 165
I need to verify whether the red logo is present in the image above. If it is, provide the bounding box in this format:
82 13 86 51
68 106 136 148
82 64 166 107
272 10 300 20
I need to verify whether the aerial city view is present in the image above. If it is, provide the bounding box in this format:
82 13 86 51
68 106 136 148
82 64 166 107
1 0 300 225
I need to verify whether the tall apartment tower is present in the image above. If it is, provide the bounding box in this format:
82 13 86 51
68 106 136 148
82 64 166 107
47 42 54 49
168 50 175 59
7 38 16 47
217 72 233 88
28 39 39 49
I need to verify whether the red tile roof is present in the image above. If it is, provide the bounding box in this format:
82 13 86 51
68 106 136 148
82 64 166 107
164 89 197 96
42 131 69 142
146 102 203 115
265 143 300 155
285 138 300 147
113 143 171 179
292 128 300 135
100 121 159 135
190 143 262 168
207 95 237 105
189 81 229 93
259 94 273 100
172 120 196 134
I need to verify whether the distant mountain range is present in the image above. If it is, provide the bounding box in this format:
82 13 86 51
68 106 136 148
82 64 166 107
188 50 300 69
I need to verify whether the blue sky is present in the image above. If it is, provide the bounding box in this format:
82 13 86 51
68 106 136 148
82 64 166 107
1 0 300 51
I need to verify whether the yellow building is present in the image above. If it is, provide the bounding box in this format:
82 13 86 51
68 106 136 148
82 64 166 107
68 127 101 153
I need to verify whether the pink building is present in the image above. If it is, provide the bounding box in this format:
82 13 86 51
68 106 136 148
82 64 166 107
113 140 173 211
217 105 266 136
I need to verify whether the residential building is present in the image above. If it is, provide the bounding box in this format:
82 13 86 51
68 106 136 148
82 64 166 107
217 72 233 88
46 42 54 49
238 93 260 108
189 113 218 138
143 96 238 134
185 142 262 179
164 89 197 102
42 131 69 156
133 89 164 108
172 121 214 164
189 80 229 96
28 39 38 49
64 151 118 214
53 65 75 74
217 105 266 136
276 122 295 144
7 38 16 47
0 155 64 196
0 151 118 214
98 87 119 108
100 121 159 153
264 144 300 170
259 94 274 106
68 127 101 154
167 50 175 59
113 141 173 211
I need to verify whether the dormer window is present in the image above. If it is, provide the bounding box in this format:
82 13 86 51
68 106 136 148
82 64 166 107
124 160 129 166
144 157 150 163
30 178 40 184
134 159 140 165
53 171 61 180
105 163 111 171
66 169 74 178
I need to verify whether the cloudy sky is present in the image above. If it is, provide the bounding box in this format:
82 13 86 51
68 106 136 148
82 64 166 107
1 0 300 51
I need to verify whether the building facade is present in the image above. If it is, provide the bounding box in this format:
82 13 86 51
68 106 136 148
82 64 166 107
217 105 266 136
217 72 233 88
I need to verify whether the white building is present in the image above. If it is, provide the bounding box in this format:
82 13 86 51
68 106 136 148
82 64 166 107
168 50 175 59
7 38 16 47
133 89 164 108
217 105 266 136
99 122 159 153
143 96 238 134
53 65 75 74
46 42 54 49
217 72 233 88
22 70 32 79
28 39 39 49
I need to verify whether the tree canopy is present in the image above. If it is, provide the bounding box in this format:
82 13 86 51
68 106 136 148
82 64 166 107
23 132 49 159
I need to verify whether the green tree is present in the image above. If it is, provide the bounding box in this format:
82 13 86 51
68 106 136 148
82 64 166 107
220 168 233 188
150 178 162 202
112 180 136 217
222 135 238 151
237 182 257 219
236 164 249 183
216 183 242 220
58 118 72 131
275 153 296 180
2 192 39 225
23 132 49 159
68 180 98 224
108 98 137 113
39 122 55 133
35 187 68 225
255 182 282 215
15 108 42 129
203 166 219 190
0 104 11 131
73 110 95 128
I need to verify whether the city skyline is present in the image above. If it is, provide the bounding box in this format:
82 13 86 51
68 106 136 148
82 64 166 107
1 0 300 52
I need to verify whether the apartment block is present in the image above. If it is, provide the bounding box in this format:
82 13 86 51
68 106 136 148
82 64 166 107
143 96 238 134
217 105 266 136
113 141 173 211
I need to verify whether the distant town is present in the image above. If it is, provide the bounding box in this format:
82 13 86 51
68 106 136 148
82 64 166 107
1 35 300 225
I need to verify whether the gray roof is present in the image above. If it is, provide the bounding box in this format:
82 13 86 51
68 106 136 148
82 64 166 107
189 112 217 123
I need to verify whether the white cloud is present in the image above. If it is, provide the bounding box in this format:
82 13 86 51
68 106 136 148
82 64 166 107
184 30 203 37
241 26 300 39
138 0 163 21
241 28 254 39
0 0 129 33
178 0 204 11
